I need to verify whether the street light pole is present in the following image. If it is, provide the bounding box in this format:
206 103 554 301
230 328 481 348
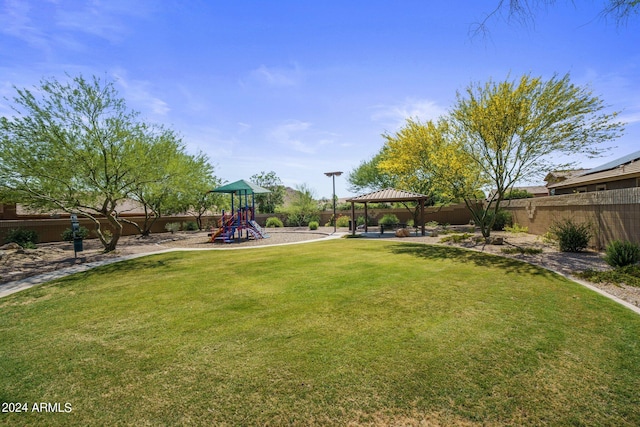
324 171 343 233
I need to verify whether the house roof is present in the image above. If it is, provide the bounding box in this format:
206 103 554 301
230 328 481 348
582 150 640 176
210 179 270 194
543 169 589 184
347 188 429 203
547 151 640 189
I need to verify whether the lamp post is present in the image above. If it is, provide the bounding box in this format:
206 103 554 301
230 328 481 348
324 171 343 233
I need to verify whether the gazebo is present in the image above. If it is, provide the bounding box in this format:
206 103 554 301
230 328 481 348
346 188 430 236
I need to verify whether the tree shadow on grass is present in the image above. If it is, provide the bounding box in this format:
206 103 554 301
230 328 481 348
388 243 558 279
50 253 185 287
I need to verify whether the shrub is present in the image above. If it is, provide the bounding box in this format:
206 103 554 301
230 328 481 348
487 209 512 231
357 216 375 226
504 223 528 234
61 226 90 241
504 189 534 200
265 217 284 228
426 221 440 227
501 247 543 255
549 218 591 252
538 231 557 245
440 233 473 243
379 214 399 226
165 222 181 233
604 240 640 268
4 228 39 248
336 215 350 228
183 221 199 231
576 265 640 287
308 221 319 230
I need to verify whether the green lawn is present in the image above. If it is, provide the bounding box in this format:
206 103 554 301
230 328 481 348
1 240 640 426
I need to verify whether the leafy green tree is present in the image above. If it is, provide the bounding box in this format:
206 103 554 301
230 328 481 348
450 73 623 238
250 171 285 213
278 183 319 226
347 151 397 194
118 128 188 236
0 75 207 251
378 118 487 227
180 155 225 230
375 74 624 240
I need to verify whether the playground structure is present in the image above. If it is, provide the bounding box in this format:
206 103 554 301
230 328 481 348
208 179 271 243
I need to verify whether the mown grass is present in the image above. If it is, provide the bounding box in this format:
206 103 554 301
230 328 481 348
1 240 640 426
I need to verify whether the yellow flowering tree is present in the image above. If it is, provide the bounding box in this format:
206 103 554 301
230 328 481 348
362 73 624 239
377 118 487 229
451 73 624 238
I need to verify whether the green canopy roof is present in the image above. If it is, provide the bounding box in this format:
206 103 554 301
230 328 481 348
210 179 271 195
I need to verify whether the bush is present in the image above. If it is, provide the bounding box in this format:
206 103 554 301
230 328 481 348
604 240 640 268
576 265 640 287
61 226 90 241
308 221 319 230
501 247 543 255
504 189 534 200
4 228 39 248
183 221 199 231
165 222 181 233
439 233 473 243
265 217 283 228
356 216 375 226
379 214 399 226
549 218 591 252
504 223 528 234
487 209 512 231
336 215 350 228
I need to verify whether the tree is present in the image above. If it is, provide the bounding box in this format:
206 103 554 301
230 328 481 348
117 128 190 236
278 183 319 226
120 137 221 234
250 171 285 214
451 73 623 238
377 118 487 225
180 154 225 230
375 74 624 239
475 0 639 35
347 151 397 194
0 75 187 252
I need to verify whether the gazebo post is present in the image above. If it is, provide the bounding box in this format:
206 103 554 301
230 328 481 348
420 197 425 236
364 202 368 233
351 201 356 236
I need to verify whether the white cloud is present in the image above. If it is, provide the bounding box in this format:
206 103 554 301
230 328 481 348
370 98 447 129
618 109 640 124
268 120 315 153
244 63 304 88
0 0 50 51
111 69 170 117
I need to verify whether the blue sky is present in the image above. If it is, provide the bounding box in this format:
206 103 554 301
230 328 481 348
1 1 638 199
